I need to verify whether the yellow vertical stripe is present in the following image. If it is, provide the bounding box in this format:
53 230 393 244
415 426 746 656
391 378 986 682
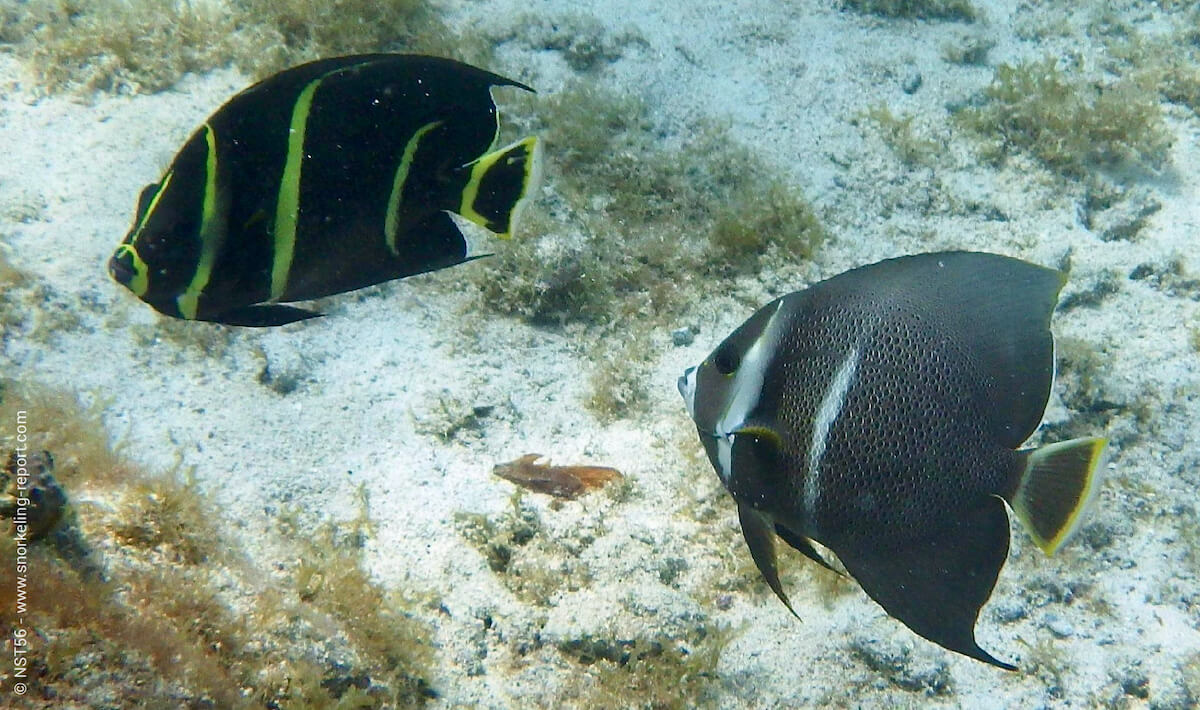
130 169 174 244
271 77 323 301
177 123 223 320
122 169 175 299
385 120 442 255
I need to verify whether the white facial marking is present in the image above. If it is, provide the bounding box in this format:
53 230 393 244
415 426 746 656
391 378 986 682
804 344 861 520
678 366 698 419
717 436 733 483
713 301 789 483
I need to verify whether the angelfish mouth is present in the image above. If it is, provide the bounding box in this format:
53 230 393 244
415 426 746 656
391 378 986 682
108 252 134 284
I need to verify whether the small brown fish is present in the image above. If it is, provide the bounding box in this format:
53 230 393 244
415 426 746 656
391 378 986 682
493 454 622 499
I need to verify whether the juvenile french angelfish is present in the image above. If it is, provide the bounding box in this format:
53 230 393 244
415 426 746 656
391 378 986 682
677 251 1107 669
109 54 542 326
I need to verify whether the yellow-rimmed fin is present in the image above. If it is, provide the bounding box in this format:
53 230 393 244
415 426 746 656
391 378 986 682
457 136 542 239
1010 437 1108 555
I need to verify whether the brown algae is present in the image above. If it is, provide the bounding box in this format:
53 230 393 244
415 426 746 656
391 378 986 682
0 380 437 707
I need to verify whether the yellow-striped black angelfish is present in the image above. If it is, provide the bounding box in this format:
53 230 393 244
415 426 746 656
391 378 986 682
109 54 541 326
678 251 1108 669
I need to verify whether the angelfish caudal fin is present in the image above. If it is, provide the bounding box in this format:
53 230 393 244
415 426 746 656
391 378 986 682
457 136 542 239
1010 437 1108 555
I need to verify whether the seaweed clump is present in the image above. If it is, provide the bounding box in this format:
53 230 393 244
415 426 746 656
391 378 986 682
468 84 822 422
477 84 824 329
841 0 977 22
5 0 459 95
0 246 33 347
454 491 602 605
554 629 730 708
0 380 437 707
857 104 943 168
955 56 1172 178
493 12 646 72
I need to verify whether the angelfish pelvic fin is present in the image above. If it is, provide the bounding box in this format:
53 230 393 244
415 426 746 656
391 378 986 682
738 502 800 620
213 304 323 327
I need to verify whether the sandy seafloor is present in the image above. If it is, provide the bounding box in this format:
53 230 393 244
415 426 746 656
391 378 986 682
3 0 1200 707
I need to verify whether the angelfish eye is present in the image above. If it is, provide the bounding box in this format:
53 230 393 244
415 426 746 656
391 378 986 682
713 347 740 375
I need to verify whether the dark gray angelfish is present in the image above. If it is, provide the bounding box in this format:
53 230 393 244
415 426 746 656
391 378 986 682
678 251 1107 669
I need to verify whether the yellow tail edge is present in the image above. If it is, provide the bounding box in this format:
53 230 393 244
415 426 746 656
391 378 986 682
458 135 543 239
1011 437 1109 556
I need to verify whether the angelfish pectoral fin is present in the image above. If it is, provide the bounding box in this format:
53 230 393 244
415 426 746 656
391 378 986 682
738 503 800 620
834 497 1016 670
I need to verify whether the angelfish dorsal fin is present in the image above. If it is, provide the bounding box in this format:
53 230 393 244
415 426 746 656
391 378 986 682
738 503 800 620
849 252 1066 447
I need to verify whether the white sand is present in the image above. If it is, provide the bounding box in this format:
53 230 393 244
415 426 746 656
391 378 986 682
3 0 1200 706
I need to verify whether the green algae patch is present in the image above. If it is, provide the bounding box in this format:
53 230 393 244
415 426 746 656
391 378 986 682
5 0 458 95
476 84 824 329
841 0 977 22
555 629 732 709
0 246 33 345
0 380 437 707
857 104 944 168
586 340 653 423
466 84 823 423
1103 23 1200 118
454 491 602 605
955 57 1172 178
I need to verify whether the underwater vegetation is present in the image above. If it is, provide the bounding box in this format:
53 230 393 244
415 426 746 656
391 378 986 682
857 104 943 169
552 627 730 709
840 0 977 22
940 34 994 66
492 11 647 73
0 246 32 343
469 83 823 419
0 242 93 351
3 0 460 94
0 381 437 707
476 83 823 327
1101 19 1200 117
454 491 604 606
955 56 1172 178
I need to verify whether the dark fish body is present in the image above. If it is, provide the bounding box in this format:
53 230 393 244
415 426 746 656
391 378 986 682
678 251 1107 668
109 54 541 326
